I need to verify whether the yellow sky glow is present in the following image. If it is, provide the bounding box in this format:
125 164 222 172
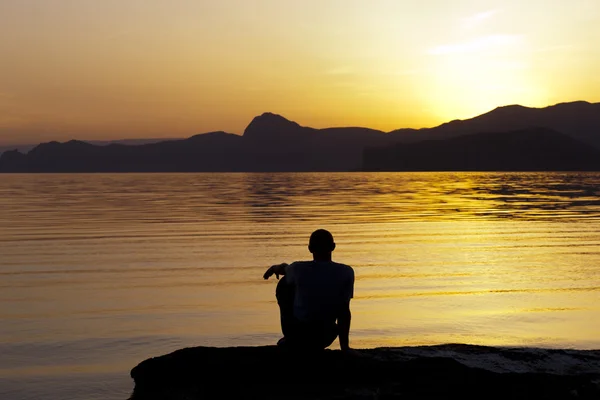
1 0 599 145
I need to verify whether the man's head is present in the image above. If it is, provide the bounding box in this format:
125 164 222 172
309 229 336 260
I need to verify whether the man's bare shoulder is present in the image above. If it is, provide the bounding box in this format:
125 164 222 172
285 261 311 276
287 261 311 269
331 261 354 275
332 261 353 268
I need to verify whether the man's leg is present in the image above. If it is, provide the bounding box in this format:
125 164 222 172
289 321 338 350
275 278 338 350
275 276 296 342
321 323 339 349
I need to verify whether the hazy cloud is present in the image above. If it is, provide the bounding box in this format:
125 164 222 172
462 9 498 29
428 34 524 55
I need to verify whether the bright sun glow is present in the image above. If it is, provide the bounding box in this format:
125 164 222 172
424 33 548 120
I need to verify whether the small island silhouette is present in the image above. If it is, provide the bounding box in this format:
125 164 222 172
1 101 599 172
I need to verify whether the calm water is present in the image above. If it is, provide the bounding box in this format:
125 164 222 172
1 172 600 399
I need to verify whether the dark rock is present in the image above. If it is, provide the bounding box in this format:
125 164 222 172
129 345 600 400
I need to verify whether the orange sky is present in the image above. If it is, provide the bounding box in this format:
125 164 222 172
1 0 599 145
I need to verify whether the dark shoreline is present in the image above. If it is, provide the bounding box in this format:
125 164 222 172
130 344 600 400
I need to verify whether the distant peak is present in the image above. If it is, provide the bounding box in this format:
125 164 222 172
476 104 532 119
189 131 230 139
492 104 529 112
65 139 93 146
254 112 299 126
552 100 593 108
243 112 303 139
498 104 525 109
493 101 594 112
260 112 281 117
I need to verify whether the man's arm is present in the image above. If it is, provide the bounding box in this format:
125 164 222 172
263 263 289 280
338 267 354 351
337 302 351 351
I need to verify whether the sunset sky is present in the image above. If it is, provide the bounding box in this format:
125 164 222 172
1 0 599 145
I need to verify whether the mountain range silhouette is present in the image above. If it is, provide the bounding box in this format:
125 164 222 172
364 127 600 171
1 101 599 172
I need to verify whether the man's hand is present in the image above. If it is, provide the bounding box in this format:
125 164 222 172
263 263 288 280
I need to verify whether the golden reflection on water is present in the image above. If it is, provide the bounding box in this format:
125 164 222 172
0 172 599 398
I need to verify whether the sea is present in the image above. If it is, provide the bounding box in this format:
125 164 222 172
1 172 599 400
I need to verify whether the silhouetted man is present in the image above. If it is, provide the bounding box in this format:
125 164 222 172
263 229 354 351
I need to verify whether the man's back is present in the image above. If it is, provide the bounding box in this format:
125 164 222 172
285 260 354 324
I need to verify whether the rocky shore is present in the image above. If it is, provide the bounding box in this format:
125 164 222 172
130 344 600 399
